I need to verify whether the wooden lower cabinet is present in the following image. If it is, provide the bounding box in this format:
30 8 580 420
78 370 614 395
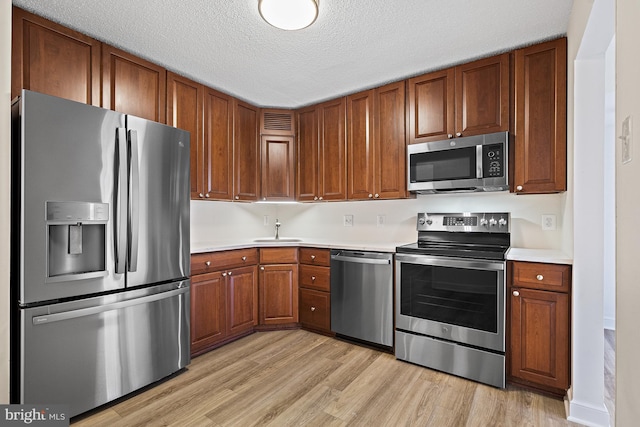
298 247 332 335
258 247 299 326
508 261 571 395
227 265 259 336
299 288 331 333
190 271 226 354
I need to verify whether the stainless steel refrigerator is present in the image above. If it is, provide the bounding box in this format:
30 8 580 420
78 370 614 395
10 90 191 418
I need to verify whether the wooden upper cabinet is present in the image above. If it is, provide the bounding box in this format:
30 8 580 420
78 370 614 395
296 107 320 201
455 53 510 136
513 38 567 194
166 72 204 199
204 88 234 200
233 100 260 201
261 135 296 201
12 7 101 105
318 98 347 201
408 53 509 144
102 44 166 123
347 89 375 200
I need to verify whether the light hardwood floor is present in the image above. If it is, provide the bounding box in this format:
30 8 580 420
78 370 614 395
73 329 587 427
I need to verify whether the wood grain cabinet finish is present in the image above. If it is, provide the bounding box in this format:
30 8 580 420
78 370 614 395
234 100 260 201
508 261 571 394
102 44 167 123
12 7 101 106
408 53 509 144
226 265 259 336
203 88 235 200
347 81 406 200
296 98 347 201
191 271 227 354
261 135 296 201
513 38 567 194
298 248 332 334
258 248 299 326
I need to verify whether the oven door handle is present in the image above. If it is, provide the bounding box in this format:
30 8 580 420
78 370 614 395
395 253 505 271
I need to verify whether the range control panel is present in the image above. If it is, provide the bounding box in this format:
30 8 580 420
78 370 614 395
417 212 510 233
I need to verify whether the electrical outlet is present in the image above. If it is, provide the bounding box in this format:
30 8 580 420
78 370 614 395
344 214 354 227
542 214 556 231
377 215 385 227
263 215 269 226
621 115 632 164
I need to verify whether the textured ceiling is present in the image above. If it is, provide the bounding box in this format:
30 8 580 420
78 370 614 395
12 0 574 109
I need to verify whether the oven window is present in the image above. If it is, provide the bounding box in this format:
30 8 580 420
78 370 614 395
410 146 476 182
400 263 498 333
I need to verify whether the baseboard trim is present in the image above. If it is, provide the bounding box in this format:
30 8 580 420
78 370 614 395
566 394 611 427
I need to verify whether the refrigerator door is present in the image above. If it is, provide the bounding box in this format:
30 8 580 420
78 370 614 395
125 116 190 288
19 281 190 418
14 91 126 304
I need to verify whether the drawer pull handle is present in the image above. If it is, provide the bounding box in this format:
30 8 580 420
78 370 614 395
310 255 316 260
513 290 520 297
311 276 316 281
205 261 211 266
242 256 247 262
536 274 544 281
311 306 316 312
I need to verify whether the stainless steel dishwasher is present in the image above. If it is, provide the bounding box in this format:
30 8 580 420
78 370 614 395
330 249 394 347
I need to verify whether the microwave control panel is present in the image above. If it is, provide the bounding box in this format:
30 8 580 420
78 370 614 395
482 144 504 178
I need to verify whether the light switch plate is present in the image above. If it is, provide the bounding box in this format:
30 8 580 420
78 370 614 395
263 215 269 226
344 214 354 227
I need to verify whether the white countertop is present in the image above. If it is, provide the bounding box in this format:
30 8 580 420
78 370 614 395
506 248 573 265
191 238 409 254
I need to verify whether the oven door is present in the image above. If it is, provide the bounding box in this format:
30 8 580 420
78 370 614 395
395 253 505 352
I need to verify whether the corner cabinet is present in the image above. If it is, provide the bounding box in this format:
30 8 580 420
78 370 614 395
296 99 347 201
347 81 407 200
508 261 571 395
407 53 510 144
258 248 299 326
190 249 258 356
513 38 567 194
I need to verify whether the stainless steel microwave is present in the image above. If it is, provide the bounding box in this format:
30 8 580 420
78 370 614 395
407 131 509 194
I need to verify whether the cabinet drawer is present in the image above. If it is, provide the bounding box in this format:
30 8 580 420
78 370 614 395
299 247 331 266
299 265 330 292
511 261 571 293
191 248 258 276
299 288 330 332
259 247 298 264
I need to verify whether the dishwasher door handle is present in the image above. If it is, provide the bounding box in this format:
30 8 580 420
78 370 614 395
331 254 391 265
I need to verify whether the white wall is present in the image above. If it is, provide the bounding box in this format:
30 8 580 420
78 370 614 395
615 0 640 424
0 0 12 404
192 192 567 250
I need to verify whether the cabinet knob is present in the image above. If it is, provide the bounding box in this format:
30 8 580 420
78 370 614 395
456 132 462 137
513 290 520 297
222 272 227 277
242 256 247 262
228 271 232 276
199 193 204 198
374 193 379 198
319 197 323 201
310 306 316 312
314 196 318 201
447 134 453 139
536 274 544 281
310 255 316 261
260 266 265 271
516 185 523 191
205 261 211 266
368 194 373 199
205 193 210 198
235 195 239 200
311 276 316 281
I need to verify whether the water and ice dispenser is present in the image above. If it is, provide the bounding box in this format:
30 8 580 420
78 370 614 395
46 201 109 281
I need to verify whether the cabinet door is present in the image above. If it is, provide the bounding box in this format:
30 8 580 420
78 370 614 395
259 264 299 325
510 288 569 390
167 72 204 200
374 81 407 199
407 68 455 144
299 288 331 333
455 53 510 137
296 107 319 201
233 100 260 201
191 272 227 354
513 38 567 194
102 44 166 123
318 98 347 201
204 88 234 200
347 89 375 200
226 265 258 336
261 135 295 201
12 7 101 106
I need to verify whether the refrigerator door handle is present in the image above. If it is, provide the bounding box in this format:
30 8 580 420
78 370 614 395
128 129 140 272
115 128 128 274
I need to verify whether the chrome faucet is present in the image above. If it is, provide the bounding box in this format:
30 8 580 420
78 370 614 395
275 218 281 240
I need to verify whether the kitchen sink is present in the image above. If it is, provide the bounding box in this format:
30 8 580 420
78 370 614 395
253 238 302 243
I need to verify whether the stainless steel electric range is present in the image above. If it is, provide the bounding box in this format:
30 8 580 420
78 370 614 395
395 212 510 388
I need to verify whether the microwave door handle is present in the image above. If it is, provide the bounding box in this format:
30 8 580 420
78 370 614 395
115 128 127 274
476 145 483 178
128 129 140 272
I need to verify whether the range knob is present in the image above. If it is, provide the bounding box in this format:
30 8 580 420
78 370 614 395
498 218 508 227
489 218 497 227
418 217 426 226
480 218 488 227
426 219 433 225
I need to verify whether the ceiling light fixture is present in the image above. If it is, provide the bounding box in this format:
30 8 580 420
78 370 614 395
259 0 319 31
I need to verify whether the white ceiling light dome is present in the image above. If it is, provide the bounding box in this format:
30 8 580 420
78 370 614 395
259 0 319 31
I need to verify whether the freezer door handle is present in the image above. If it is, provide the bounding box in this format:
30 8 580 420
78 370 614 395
115 128 128 274
128 129 140 272
32 286 189 325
